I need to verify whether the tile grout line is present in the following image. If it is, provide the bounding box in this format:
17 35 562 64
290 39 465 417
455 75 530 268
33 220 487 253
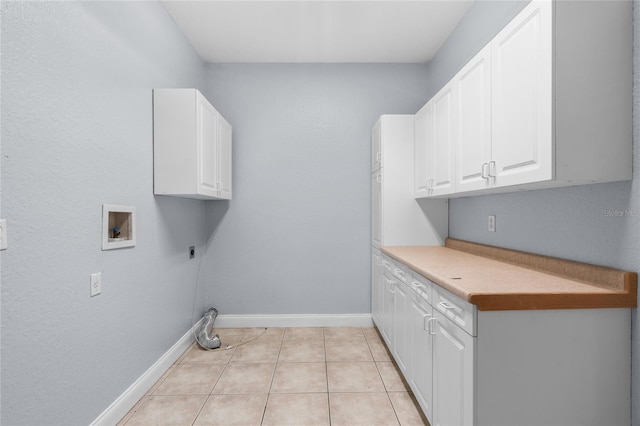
191 328 245 425
323 327 332 426
260 328 286 426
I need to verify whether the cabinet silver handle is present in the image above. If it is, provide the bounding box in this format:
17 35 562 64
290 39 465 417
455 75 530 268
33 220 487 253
489 160 496 178
439 301 456 310
411 281 426 291
428 317 437 335
376 173 382 184
481 162 489 180
423 314 432 331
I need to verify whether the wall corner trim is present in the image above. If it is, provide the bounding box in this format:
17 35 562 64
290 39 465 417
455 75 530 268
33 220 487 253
89 321 200 426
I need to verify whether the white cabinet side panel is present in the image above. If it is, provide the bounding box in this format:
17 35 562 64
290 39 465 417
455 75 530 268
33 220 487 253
476 309 631 426
554 0 633 183
153 89 197 195
381 115 447 246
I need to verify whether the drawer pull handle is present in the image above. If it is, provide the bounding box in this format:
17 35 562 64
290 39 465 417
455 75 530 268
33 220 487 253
439 301 456 310
411 281 426 291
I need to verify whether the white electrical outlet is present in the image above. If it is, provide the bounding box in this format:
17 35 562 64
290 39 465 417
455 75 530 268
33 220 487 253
0 219 7 250
488 215 496 232
90 272 102 297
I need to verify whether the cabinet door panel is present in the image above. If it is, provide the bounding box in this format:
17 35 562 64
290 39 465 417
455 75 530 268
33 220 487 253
371 250 383 326
217 115 232 199
431 85 456 196
371 171 382 248
433 311 474 426
409 296 433 421
414 103 432 198
491 0 553 188
392 282 409 373
372 119 382 171
197 96 219 196
380 271 394 346
456 45 492 192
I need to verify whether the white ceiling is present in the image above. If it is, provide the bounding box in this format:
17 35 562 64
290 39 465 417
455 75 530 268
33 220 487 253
161 1 474 63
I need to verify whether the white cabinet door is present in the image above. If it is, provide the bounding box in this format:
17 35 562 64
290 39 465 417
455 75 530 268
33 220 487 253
455 45 493 193
430 84 456 196
371 171 382 248
432 311 475 426
372 119 382 172
196 91 220 197
414 103 432 198
216 114 233 199
380 270 395 346
392 281 409 374
491 0 553 188
409 293 433 421
371 249 383 326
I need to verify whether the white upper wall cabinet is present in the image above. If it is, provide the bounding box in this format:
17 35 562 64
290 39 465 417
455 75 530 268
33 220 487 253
414 83 457 198
416 0 632 199
153 88 232 200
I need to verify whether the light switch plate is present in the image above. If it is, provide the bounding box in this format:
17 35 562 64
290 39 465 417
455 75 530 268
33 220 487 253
90 272 102 297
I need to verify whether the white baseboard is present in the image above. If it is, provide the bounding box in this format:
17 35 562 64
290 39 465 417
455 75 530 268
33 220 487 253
214 313 373 328
90 321 200 426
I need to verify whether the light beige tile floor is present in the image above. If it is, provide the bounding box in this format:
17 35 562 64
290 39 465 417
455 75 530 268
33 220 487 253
118 327 429 426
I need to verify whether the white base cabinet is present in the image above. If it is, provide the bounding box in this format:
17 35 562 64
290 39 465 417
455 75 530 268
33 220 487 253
153 88 232 200
374 254 631 426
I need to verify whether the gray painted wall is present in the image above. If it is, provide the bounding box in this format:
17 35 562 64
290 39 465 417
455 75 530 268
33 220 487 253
1 2 208 424
200 63 429 315
428 0 640 422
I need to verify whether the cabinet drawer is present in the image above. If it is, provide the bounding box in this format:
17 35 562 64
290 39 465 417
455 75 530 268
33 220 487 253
409 272 432 306
433 284 477 336
392 261 410 284
381 255 394 276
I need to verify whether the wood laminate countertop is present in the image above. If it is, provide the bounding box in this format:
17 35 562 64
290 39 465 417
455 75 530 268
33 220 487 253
381 239 637 311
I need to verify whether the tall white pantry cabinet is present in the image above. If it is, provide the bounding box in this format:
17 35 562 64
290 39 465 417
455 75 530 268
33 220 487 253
370 114 447 352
